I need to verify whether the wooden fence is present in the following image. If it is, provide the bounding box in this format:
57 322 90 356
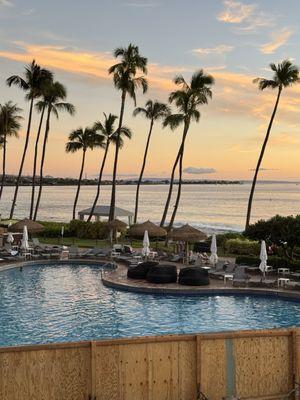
0 328 299 400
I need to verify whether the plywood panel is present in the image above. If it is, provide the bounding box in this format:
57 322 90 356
0 347 90 400
94 344 120 400
234 336 293 398
200 339 227 400
178 340 197 400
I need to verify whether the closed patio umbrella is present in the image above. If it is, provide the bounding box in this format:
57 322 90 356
7 232 14 244
259 240 268 279
209 234 218 266
142 230 150 258
21 225 29 251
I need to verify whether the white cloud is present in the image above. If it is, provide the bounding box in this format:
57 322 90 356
260 28 293 54
0 0 13 6
192 45 234 56
217 0 274 33
183 167 217 175
218 0 255 23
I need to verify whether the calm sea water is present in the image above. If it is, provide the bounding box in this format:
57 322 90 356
1 262 300 347
0 182 299 233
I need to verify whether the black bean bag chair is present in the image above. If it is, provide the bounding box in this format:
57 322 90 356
127 261 159 279
146 264 177 284
178 266 210 286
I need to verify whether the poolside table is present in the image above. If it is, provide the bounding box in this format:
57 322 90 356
278 268 290 275
277 277 290 288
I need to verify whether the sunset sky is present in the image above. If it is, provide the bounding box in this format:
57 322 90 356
1 0 300 181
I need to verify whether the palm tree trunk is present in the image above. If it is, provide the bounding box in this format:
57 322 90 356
33 106 51 221
245 87 282 230
9 97 34 219
109 90 126 221
160 128 188 227
0 133 7 200
72 149 86 220
29 106 45 219
87 141 110 222
134 119 154 223
168 122 189 229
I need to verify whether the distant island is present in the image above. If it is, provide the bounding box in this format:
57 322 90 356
2 175 242 186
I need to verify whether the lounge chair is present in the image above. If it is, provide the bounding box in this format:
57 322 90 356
69 245 79 258
232 267 250 287
210 263 235 279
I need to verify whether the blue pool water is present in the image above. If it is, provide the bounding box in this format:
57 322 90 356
1 262 300 347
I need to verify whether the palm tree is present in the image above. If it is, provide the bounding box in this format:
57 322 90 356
0 102 23 200
6 60 53 219
133 100 170 223
33 81 75 220
245 60 300 229
108 43 148 221
161 70 214 229
66 127 100 220
87 113 132 222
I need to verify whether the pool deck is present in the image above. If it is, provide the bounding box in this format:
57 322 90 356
102 262 300 300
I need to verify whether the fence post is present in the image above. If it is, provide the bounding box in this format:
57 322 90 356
292 329 300 400
196 335 202 396
91 341 97 398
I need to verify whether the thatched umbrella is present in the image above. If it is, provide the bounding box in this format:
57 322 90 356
167 224 207 242
8 218 44 234
128 220 167 238
106 219 127 231
167 224 207 263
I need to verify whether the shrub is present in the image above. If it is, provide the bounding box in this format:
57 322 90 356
216 232 245 250
38 221 71 238
225 238 260 256
69 219 109 239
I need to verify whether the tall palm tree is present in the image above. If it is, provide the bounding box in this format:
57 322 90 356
6 60 53 219
161 70 214 229
33 81 75 220
66 128 100 220
87 113 132 222
133 100 170 223
245 60 300 229
0 102 23 200
108 43 148 221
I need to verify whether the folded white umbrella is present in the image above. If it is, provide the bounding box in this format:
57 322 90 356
209 234 218 265
142 230 150 257
259 240 268 278
7 232 14 244
21 225 29 250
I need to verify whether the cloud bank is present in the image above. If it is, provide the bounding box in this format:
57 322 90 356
183 167 217 175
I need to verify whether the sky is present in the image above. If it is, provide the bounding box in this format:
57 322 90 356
1 0 300 181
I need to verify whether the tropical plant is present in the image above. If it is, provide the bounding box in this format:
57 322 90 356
108 43 148 220
87 113 132 222
132 100 170 223
6 60 53 219
160 70 214 229
0 102 23 200
66 127 100 220
33 81 75 220
245 59 300 229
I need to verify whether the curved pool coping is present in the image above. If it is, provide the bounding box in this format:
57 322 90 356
101 265 300 302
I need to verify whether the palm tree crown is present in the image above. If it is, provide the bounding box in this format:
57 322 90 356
0 101 22 139
133 100 170 122
93 113 132 148
6 59 53 100
254 59 300 90
66 127 100 153
35 81 75 117
164 70 214 130
108 43 148 104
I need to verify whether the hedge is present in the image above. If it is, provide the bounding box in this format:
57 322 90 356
38 220 110 240
235 255 300 270
225 238 260 256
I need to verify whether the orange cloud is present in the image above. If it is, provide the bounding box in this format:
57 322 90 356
260 28 293 54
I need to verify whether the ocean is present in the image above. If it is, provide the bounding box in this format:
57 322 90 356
0 182 299 233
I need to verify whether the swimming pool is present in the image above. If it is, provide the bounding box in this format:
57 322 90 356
1 262 300 347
